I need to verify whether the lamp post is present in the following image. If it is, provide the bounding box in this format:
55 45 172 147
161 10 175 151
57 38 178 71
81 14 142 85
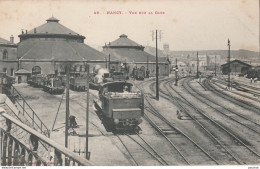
85 63 90 160
227 39 231 90
175 58 178 86
108 54 111 72
215 55 217 76
196 51 199 78
65 63 70 166
155 30 159 100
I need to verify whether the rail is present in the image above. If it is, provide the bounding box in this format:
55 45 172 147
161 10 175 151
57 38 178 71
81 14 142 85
10 86 49 137
0 111 93 166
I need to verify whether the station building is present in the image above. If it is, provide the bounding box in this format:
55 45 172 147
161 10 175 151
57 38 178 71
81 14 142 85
17 17 108 75
221 59 252 75
0 36 18 76
102 34 170 76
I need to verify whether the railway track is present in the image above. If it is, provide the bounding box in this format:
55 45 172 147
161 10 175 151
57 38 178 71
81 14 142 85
213 78 260 99
116 133 169 166
218 77 260 92
209 79 260 103
70 89 170 166
205 79 260 114
148 77 260 164
150 78 243 165
165 77 260 164
135 78 220 165
187 79 260 135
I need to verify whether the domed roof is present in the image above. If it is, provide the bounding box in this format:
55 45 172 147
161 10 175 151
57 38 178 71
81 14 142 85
26 16 78 35
18 17 85 42
103 34 144 50
46 16 60 23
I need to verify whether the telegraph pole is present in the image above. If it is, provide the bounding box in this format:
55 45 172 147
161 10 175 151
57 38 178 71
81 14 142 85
215 55 217 76
227 39 231 89
65 64 70 149
85 63 90 160
105 57 107 69
175 58 178 86
147 55 149 71
196 51 199 78
108 54 111 72
156 30 159 100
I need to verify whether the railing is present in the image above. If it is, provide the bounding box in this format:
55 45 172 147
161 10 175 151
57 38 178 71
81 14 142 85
0 112 93 166
10 86 49 137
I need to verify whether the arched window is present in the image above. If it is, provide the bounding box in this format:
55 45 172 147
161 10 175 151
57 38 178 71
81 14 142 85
3 50 8 60
32 66 41 75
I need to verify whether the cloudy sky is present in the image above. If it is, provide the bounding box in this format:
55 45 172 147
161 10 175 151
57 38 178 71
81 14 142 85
0 0 258 51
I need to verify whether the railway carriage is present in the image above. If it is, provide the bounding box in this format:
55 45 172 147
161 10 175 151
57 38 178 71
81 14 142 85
70 72 88 91
135 69 145 80
43 74 65 94
30 74 46 88
103 72 129 83
246 67 260 80
94 81 144 133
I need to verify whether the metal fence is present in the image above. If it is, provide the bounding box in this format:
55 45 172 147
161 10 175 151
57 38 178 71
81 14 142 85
0 112 93 166
10 86 50 137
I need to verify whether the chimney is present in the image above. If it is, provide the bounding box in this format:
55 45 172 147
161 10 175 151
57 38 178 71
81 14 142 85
10 35 14 43
34 28 37 33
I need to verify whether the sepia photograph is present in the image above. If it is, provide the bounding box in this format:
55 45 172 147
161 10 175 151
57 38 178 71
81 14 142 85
0 0 259 167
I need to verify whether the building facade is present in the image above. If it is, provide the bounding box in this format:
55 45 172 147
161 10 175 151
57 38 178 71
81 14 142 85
103 34 170 76
221 59 252 75
0 36 18 76
18 17 108 75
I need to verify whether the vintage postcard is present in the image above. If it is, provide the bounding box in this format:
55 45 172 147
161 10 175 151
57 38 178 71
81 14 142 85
0 0 259 168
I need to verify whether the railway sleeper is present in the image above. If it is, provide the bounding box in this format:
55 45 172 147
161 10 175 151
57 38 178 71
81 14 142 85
162 131 178 135
177 114 192 120
158 127 179 135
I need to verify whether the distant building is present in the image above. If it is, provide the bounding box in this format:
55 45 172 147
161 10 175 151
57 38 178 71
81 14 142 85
190 54 207 71
163 43 170 56
103 34 170 76
17 16 107 75
0 36 18 76
221 59 252 75
206 55 223 71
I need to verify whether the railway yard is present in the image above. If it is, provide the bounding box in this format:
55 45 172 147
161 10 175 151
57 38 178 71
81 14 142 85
9 74 260 166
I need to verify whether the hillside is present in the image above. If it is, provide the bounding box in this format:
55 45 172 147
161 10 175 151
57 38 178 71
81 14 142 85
144 46 260 63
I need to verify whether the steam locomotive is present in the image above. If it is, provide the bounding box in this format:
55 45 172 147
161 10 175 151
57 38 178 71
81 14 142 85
70 72 88 91
43 74 65 94
246 67 260 80
94 81 144 133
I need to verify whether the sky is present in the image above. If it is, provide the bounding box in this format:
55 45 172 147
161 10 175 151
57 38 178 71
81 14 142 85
0 0 259 51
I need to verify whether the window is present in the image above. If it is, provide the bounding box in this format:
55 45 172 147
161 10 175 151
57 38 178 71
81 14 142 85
32 66 41 75
3 50 8 60
11 68 14 76
3 68 7 73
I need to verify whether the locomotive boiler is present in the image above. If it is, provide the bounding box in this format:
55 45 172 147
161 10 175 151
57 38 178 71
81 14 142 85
94 81 144 133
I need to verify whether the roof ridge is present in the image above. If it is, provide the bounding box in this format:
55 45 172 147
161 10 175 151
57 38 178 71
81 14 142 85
67 41 85 61
19 41 38 60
